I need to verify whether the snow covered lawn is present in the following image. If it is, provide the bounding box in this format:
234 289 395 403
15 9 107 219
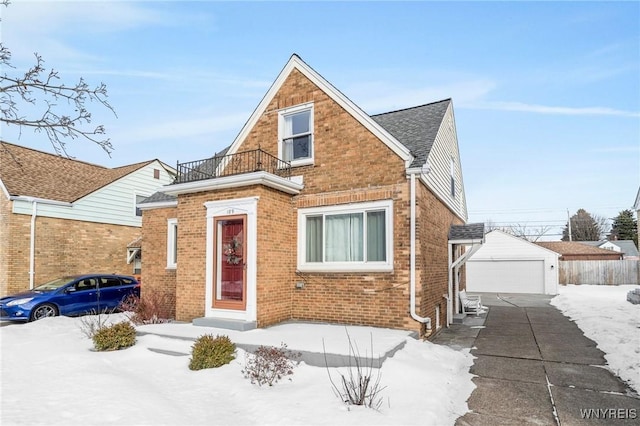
0 317 475 425
551 284 640 393
2 284 637 425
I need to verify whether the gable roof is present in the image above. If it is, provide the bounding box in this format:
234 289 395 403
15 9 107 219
535 241 622 257
371 99 451 168
0 141 156 203
224 54 414 167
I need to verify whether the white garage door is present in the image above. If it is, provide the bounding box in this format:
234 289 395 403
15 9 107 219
466 260 545 294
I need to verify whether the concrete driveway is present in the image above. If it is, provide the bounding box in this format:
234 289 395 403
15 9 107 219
433 293 640 425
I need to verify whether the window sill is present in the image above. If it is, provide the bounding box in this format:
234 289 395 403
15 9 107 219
289 158 314 168
297 264 393 273
165 265 177 271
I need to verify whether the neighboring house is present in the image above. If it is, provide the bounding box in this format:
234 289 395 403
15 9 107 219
0 141 175 296
535 241 623 261
580 240 639 260
139 54 481 337
466 230 559 295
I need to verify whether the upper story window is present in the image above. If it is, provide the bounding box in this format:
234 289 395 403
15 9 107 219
449 158 456 198
167 218 178 269
297 200 393 272
279 103 314 167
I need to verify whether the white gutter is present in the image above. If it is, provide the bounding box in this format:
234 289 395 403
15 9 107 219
9 195 72 207
409 172 431 330
29 200 38 289
10 196 72 289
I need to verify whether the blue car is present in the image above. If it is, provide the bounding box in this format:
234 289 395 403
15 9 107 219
0 274 140 322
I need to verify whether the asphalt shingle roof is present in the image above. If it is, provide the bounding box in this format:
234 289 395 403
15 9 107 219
371 99 451 168
0 141 154 202
535 241 622 256
449 223 485 241
140 191 176 204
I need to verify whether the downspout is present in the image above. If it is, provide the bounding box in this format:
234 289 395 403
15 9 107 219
409 172 431 330
29 200 38 289
447 242 453 326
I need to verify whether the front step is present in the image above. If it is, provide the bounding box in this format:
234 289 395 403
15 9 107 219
192 317 257 331
452 314 466 324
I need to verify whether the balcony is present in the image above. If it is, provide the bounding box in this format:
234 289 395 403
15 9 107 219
174 149 291 184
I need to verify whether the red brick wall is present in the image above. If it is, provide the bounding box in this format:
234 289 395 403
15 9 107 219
291 184 415 332
1 203 139 296
0 194 17 296
255 187 295 327
140 206 177 318
415 181 463 335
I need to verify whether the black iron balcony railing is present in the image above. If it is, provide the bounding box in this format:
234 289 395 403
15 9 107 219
174 149 291 184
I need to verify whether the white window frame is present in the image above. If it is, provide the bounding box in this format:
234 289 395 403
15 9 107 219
278 102 314 167
297 200 393 272
167 218 178 269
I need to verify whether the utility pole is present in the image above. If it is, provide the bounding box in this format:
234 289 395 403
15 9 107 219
567 209 573 241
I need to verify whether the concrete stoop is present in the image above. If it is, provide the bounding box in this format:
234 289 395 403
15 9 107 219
192 317 257 331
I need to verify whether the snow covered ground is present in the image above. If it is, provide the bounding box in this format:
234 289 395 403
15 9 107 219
551 284 640 393
1 283 637 425
0 316 475 425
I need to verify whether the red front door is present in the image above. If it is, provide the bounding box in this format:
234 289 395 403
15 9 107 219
213 216 247 310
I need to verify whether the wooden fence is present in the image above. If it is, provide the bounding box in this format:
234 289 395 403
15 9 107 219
559 260 639 285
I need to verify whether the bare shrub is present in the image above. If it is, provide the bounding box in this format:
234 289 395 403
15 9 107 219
120 290 175 325
324 331 386 409
242 343 301 386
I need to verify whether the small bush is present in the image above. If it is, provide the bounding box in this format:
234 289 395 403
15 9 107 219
189 334 236 371
92 321 136 351
120 291 175 325
242 343 300 386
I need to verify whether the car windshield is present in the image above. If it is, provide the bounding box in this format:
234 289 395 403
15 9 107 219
33 277 77 292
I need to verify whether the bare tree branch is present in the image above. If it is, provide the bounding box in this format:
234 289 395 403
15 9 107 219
0 0 116 157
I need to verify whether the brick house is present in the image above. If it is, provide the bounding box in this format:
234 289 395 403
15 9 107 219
139 55 482 337
0 141 175 296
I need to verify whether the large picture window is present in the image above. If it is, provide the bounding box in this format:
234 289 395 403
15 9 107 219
279 103 313 166
298 201 393 272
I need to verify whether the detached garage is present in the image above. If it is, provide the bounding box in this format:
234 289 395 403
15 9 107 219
466 230 559 295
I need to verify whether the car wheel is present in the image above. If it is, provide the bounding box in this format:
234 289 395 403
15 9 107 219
30 303 58 321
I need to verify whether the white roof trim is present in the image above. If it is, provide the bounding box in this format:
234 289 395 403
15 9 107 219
225 55 414 167
162 171 303 196
0 178 10 200
137 200 178 211
9 195 73 207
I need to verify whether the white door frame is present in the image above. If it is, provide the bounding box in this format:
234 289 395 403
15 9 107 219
204 197 258 321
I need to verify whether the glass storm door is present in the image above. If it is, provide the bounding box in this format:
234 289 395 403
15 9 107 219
213 216 246 310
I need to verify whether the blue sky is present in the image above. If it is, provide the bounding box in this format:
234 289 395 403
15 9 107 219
2 1 639 239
